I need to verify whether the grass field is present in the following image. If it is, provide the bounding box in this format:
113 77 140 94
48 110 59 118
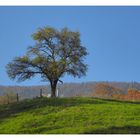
0 97 139 134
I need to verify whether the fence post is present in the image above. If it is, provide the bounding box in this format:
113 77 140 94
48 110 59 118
7 94 9 104
16 93 19 102
40 89 43 98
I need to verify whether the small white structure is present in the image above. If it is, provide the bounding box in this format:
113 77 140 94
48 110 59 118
40 87 60 98
56 88 59 97
47 94 51 98
41 93 51 98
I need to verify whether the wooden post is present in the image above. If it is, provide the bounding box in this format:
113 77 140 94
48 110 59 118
7 94 9 104
40 89 43 98
16 93 19 102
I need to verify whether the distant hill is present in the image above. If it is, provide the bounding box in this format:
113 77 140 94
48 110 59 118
0 81 140 99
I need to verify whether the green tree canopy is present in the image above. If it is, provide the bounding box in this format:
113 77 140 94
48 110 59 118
6 27 88 97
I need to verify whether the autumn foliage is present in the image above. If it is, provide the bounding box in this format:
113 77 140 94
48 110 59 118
93 83 140 101
93 83 124 99
124 89 140 100
113 89 140 101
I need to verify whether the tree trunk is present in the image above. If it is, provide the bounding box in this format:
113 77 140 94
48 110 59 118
50 80 57 98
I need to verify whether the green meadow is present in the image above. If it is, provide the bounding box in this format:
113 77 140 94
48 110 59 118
0 97 139 134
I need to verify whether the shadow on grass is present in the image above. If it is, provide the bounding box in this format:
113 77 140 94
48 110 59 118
20 125 140 134
18 125 64 134
84 125 140 134
93 97 140 105
0 97 139 122
0 97 105 120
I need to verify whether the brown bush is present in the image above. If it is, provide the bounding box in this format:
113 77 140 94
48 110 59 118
112 89 140 101
93 83 124 99
111 93 126 100
125 89 140 100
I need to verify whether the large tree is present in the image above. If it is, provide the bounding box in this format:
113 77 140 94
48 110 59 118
6 27 88 97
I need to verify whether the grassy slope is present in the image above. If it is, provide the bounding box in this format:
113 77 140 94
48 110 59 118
0 97 139 134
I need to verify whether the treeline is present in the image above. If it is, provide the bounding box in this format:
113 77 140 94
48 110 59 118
0 82 140 100
0 82 140 104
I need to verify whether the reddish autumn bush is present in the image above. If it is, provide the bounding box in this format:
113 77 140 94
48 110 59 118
111 93 126 100
112 89 140 101
92 83 140 101
93 83 124 99
128 89 140 95
125 89 140 100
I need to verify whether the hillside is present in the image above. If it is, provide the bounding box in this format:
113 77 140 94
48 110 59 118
0 97 139 134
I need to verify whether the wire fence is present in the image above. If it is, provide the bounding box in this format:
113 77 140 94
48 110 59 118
0 89 45 105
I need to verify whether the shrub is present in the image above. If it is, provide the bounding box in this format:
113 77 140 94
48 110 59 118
93 83 124 99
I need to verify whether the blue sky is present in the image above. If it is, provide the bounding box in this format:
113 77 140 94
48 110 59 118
0 6 140 86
